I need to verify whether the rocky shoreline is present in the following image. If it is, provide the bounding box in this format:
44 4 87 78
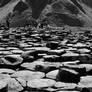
0 26 92 92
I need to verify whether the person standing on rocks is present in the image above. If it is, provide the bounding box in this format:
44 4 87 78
6 13 12 29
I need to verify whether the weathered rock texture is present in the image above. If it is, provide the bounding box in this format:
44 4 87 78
1 0 92 27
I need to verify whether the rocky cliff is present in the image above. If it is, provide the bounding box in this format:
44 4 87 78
0 0 92 27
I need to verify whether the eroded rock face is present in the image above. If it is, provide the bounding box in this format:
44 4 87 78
39 0 92 27
0 0 11 7
26 0 49 19
1 0 92 27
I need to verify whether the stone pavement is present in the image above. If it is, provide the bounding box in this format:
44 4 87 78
0 27 92 92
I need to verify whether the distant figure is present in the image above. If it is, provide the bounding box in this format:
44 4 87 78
6 19 10 29
6 13 12 29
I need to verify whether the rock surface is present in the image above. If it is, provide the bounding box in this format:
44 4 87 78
1 0 92 27
0 26 91 92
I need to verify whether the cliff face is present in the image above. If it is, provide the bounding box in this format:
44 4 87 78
26 0 49 19
0 0 11 7
39 0 92 27
1 0 92 27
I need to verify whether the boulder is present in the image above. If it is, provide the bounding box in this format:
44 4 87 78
78 76 92 88
27 79 56 88
55 82 77 89
56 68 80 83
1 55 23 68
11 70 45 81
46 41 59 49
61 51 79 61
3 78 23 92
21 59 44 70
11 50 24 54
0 69 15 74
0 80 8 92
79 54 92 64
46 69 59 79
62 64 86 76
43 55 60 62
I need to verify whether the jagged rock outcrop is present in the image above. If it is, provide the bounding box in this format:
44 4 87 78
1 0 92 27
0 0 11 7
39 0 92 27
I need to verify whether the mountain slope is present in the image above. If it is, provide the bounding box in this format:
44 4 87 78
39 0 92 27
0 0 19 24
1 0 92 27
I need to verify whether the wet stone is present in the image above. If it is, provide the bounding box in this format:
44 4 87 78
73 43 86 48
21 50 37 59
46 41 59 49
43 55 60 62
3 78 24 92
62 64 86 76
44 87 58 92
16 78 26 87
27 79 56 88
6 47 19 50
61 51 79 61
1 55 23 67
0 69 15 74
11 70 45 81
0 25 92 92
56 68 80 83
65 47 77 52
55 82 77 89
46 69 59 79
79 54 92 64
0 48 6 51
2 51 13 55
48 49 66 55
0 74 10 80
78 76 92 88
62 60 80 65
21 59 44 70
0 80 8 92
11 50 24 54
80 64 92 75
78 48 91 54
